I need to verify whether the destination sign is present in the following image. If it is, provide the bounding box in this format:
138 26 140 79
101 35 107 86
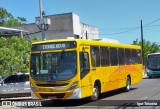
31 41 76 51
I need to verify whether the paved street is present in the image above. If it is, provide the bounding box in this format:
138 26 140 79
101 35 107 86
1 76 160 109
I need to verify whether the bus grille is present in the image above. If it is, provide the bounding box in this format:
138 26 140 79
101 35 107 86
40 93 65 99
36 83 68 87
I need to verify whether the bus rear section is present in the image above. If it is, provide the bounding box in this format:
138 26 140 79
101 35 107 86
147 53 160 78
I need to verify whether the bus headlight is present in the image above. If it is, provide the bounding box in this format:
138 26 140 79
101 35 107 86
68 81 78 91
147 69 151 72
30 83 37 92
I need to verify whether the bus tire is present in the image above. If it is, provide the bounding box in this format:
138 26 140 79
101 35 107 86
149 76 152 78
90 84 100 101
124 77 131 92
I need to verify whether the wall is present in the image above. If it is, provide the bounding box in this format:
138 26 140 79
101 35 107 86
11 13 99 40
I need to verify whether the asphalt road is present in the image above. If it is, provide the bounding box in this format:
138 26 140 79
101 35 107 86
1 76 160 109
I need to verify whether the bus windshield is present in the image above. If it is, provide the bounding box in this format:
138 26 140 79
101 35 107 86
147 55 160 70
30 51 77 81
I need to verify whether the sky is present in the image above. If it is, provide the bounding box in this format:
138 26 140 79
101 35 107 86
0 0 160 44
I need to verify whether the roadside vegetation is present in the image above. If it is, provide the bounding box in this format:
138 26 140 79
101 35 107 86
0 7 26 26
0 7 30 76
0 37 31 76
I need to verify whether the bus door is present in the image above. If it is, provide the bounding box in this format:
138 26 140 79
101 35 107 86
79 46 93 98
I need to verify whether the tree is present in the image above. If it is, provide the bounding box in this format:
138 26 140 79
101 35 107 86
0 8 29 76
31 36 39 42
17 17 27 24
0 7 27 26
132 39 160 63
0 37 31 76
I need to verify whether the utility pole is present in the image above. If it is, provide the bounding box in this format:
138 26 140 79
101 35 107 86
141 20 144 66
39 0 46 40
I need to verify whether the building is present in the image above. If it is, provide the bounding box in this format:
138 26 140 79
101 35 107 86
11 13 99 40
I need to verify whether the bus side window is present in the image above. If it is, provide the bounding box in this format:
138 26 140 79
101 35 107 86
100 47 110 66
91 46 100 67
137 50 142 64
118 48 125 65
131 49 137 64
110 47 118 66
125 49 132 65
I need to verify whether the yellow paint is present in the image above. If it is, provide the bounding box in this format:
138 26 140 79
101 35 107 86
30 39 142 100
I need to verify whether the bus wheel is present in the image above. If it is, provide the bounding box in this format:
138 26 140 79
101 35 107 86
124 77 131 92
91 84 99 101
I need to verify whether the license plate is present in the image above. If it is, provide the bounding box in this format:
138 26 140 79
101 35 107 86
48 96 57 99
39 88 50 92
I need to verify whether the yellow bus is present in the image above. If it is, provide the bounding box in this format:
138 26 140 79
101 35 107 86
29 39 142 100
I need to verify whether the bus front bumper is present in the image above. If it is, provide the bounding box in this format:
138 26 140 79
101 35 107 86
31 88 82 100
147 71 160 77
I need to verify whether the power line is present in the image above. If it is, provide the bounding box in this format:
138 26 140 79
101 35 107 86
145 24 160 28
143 18 160 27
104 27 140 35
100 18 160 36
99 24 160 31
99 27 139 31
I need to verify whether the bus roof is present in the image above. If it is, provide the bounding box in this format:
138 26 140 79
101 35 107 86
148 53 160 56
32 39 141 49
